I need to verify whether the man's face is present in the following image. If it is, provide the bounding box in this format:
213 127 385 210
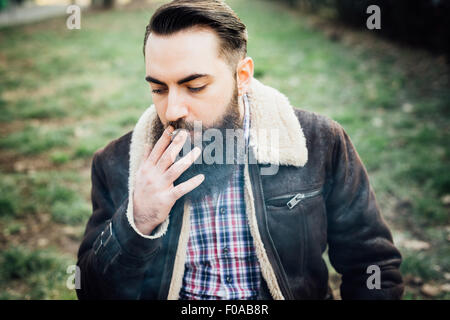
145 27 246 201
144 27 241 129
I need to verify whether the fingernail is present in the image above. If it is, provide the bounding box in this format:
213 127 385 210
175 132 184 142
176 130 188 141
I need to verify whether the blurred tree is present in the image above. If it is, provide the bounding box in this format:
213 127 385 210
333 0 450 59
102 0 114 9
0 0 9 11
273 0 450 60
91 0 115 9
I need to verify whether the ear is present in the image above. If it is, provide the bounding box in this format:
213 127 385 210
236 57 254 97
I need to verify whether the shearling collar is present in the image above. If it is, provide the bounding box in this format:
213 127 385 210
246 78 308 167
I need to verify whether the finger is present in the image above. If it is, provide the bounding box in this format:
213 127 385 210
142 142 152 160
156 129 188 171
147 125 174 165
164 147 201 184
171 174 205 201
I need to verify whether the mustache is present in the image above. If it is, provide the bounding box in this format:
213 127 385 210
167 120 195 132
165 89 241 133
166 117 238 132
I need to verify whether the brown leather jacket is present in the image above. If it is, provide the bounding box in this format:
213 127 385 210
76 79 403 300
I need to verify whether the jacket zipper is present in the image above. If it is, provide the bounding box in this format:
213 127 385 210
266 189 322 210
249 163 294 300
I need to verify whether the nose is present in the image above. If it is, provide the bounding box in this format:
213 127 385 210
165 88 188 123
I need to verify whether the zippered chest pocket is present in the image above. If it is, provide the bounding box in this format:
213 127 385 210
265 188 323 210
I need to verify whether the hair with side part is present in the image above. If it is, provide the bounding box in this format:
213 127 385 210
143 0 248 68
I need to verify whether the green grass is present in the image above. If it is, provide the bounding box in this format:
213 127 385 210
50 200 91 225
0 125 74 155
50 151 71 165
0 246 77 299
0 174 21 218
0 0 448 299
0 170 89 222
400 246 450 300
401 251 441 282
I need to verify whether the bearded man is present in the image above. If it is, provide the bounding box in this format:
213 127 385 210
76 0 404 300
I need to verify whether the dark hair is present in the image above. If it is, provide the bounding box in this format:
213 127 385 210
143 0 247 67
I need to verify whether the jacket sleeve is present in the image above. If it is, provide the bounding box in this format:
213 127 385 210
325 121 404 300
76 151 162 299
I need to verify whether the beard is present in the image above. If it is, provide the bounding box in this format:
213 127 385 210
150 86 245 202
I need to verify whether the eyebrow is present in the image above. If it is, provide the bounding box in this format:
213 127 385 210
145 73 210 86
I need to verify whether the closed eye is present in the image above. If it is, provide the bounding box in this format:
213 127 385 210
188 85 206 93
152 88 167 94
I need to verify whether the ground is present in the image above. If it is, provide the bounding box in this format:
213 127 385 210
0 0 449 299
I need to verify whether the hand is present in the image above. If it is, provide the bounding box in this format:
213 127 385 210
132 126 204 235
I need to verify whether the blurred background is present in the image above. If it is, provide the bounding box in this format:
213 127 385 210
0 0 448 300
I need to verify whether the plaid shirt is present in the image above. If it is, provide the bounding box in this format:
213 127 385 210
179 95 261 300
